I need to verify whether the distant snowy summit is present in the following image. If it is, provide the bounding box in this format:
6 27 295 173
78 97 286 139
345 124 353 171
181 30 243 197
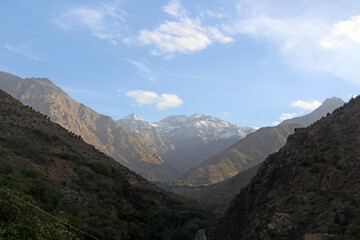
117 114 175 155
151 113 256 142
117 113 257 173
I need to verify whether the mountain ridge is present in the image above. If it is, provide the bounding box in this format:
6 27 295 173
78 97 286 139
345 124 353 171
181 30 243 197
0 71 174 181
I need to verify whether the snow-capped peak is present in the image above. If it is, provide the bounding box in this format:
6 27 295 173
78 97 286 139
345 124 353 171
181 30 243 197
122 113 145 122
151 114 256 141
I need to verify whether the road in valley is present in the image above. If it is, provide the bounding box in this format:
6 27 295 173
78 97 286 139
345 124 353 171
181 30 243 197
196 229 206 240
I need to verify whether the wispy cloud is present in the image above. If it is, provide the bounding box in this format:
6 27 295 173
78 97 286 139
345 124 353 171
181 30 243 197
126 90 183 109
202 9 229 19
55 3 126 45
290 100 321 111
137 0 233 58
123 59 156 82
5 44 43 61
224 1 360 84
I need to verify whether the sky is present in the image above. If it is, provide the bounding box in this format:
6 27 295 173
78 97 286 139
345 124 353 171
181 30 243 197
1 0 360 127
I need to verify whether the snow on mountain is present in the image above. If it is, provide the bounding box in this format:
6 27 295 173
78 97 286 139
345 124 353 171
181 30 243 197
151 113 256 142
117 114 175 155
118 113 257 173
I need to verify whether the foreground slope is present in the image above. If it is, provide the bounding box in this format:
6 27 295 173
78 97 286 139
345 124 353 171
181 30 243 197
210 97 360 240
0 89 209 240
0 72 173 181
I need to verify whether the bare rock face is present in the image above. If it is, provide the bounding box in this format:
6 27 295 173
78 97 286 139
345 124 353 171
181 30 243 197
0 72 174 181
209 97 360 240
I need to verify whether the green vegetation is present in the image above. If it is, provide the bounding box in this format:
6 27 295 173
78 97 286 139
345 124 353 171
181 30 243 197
0 175 79 240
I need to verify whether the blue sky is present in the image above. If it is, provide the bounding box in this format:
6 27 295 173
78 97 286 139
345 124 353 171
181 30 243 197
1 0 360 127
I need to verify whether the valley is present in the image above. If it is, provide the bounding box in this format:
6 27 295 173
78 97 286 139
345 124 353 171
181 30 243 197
0 71 351 240
2 1 360 239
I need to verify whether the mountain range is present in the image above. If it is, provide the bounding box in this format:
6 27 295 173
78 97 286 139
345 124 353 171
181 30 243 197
118 112 256 173
0 72 175 181
209 96 360 240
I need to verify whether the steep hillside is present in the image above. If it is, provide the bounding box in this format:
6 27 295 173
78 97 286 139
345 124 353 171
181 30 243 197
209 97 360 240
117 114 175 156
173 164 261 213
0 89 210 240
180 124 300 185
151 114 256 173
280 97 344 126
0 72 173 181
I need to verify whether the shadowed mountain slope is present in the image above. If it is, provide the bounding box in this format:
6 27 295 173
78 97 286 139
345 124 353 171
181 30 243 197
173 164 261 213
180 124 300 185
0 72 174 181
209 97 360 240
0 89 210 240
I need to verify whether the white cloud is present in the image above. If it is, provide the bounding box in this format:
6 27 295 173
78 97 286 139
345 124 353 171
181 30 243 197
126 90 183 109
320 16 360 49
138 0 233 58
123 59 156 82
156 94 183 109
272 121 280 126
290 100 321 111
280 113 297 121
225 2 360 84
55 4 125 45
5 44 42 61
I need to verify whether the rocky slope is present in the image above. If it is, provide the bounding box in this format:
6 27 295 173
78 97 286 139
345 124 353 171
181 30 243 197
209 97 360 240
0 72 174 181
180 124 300 185
280 97 344 126
117 114 175 156
0 89 210 240
151 114 256 173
